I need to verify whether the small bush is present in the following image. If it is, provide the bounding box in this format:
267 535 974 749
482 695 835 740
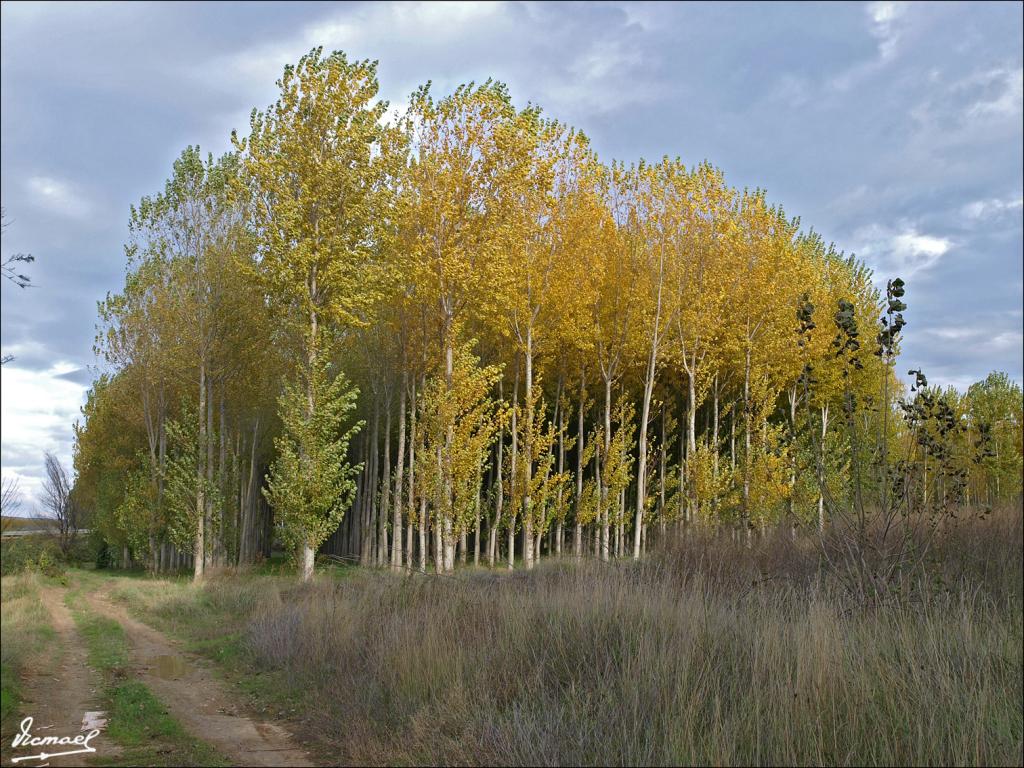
0 537 65 577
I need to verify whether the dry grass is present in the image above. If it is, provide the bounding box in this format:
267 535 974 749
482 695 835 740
0 574 56 733
117 507 1023 766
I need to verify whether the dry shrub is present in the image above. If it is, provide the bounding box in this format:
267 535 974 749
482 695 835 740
199 508 1022 765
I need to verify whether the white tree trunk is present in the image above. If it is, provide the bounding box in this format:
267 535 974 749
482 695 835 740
392 373 407 570
601 375 612 562
194 360 206 582
523 328 534 569
300 541 315 582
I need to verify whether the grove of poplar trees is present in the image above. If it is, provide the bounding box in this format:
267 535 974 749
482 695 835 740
72 48 1024 581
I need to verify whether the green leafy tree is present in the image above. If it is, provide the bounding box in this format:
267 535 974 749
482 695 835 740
264 359 362 581
965 371 1024 505
163 406 222 556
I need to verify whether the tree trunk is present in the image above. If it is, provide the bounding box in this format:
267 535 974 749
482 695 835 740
434 443 443 574
550 387 562 557
392 371 407 570
379 394 391 566
363 395 380 565
679 420 686 524
473 465 481 566
617 488 625 557
595 436 603 558
687 369 697 520
419 490 428 574
575 378 585 560
601 374 612 562
818 404 829 531
406 516 414 572
205 373 215 570
659 404 667 539
634 245 664 560
194 361 206 582
788 384 798 518
232 427 241 565
743 343 752 523
244 420 258 564
523 327 534 569
411 376 422 572
712 375 720 493
300 539 315 582
217 388 226 566
731 405 737 473
354 431 366 560
444 510 455 571
508 361 519 570
443 331 455 572
489 384 504 568
634 347 656 560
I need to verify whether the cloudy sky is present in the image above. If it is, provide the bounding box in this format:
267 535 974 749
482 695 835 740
1 1 1022 512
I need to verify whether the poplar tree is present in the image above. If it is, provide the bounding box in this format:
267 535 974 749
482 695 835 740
234 48 398 580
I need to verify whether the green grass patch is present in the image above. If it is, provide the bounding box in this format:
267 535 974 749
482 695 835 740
102 682 226 767
73 611 128 673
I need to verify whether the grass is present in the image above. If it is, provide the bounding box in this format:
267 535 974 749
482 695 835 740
0 574 56 733
105 507 1023 766
66 584 228 767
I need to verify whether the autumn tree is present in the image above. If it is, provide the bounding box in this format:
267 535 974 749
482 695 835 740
234 48 399 580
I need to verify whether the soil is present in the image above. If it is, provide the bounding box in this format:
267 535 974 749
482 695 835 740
83 587 312 767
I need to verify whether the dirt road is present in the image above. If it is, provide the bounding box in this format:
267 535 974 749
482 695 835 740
83 586 312 767
5 586 117 767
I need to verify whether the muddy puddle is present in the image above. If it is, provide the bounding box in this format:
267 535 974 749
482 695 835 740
150 654 187 680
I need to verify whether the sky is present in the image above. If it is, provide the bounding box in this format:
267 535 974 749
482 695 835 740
1 1 1022 513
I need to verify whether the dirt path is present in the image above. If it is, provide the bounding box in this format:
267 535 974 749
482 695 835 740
83 586 312 767
4 586 117 767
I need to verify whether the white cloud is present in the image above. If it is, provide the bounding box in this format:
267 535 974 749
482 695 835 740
615 1 659 32
923 326 1024 352
208 1 508 100
867 1 907 62
854 223 952 279
829 1 909 92
962 194 1024 221
25 175 92 220
888 230 951 274
926 327 975 341
542 39 659 116
200 0 659 130
0 361 88 513
990 330 1024 350
769 73 811 108
965 66 1023 120
910 64 1024 136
